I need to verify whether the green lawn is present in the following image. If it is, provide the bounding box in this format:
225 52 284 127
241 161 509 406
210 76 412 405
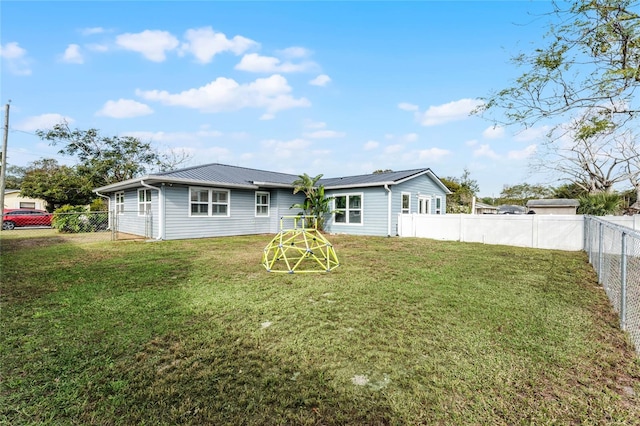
1 233 639 425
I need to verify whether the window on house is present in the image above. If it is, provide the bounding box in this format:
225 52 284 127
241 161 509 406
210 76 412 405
334 194 362 224
115 191 124 214
189 187 230 217
435 196 442 214
418 196 431 215
190 189 209 215
138 189 152 216
211 190 228 215
19 202 36 209
256 191 270 216
401 193 410 214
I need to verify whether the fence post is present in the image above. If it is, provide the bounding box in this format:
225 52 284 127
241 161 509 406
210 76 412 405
584 216 589 259
110 210 115 241
598 222 604 284
620 232 627 331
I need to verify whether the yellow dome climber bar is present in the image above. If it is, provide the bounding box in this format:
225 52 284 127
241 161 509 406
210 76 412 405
262 216 340 273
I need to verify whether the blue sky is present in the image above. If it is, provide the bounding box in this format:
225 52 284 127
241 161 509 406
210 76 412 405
1 1 556 197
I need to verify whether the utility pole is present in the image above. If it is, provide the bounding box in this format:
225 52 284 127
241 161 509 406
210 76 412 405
0 101 10 230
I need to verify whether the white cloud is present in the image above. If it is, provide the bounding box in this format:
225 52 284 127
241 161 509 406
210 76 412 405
86 43 109 52
259 113 276 121
303 130 345 139
514 126 550 142
80 27 106 36
125 130 221 142
309 74 331 86
403 133 418 142
465 139 478 147
261 138 311 159
304 120 326 129
0 42 31 75
116 30 179 62
473 144 500 159
411 147 451 161
277 46 311 58
398 102 419 111
482 125 504 139
180 27 257 64
96 99 154 118
61 44 83 64
136 74 310 116
384 144 404 154
417 98 484 126
14 113 73 132
235 53 316 73
507 144 537 160
363 140 379 151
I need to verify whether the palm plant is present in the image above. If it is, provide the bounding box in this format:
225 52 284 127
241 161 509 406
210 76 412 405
291 173 334 230
578 193 623 216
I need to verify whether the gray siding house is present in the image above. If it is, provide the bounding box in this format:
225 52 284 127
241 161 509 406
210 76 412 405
94 163 450 240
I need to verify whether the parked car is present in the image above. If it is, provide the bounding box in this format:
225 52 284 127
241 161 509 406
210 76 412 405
2 208 53 230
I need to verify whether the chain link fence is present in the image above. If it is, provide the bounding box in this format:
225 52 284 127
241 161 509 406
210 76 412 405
1 211 113 242
0 210 151 242
585 216 640 355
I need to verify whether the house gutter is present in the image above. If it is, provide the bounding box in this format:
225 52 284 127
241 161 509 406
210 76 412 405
384 184 392 237
94 190 112 231
140 180 164 240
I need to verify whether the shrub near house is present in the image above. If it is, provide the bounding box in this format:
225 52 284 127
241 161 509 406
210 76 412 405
52 205 108 233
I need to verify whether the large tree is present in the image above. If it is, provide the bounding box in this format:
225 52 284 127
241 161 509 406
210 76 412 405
478 0 640 195
500 183 553 204
20 159 94 211
480 0 640 128
442 168 479 213
2 165 27 189
35 122 189 189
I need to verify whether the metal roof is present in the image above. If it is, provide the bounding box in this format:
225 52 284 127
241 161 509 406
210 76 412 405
526 198 579 207
95 163 451 193
154 163 300 186
319 168 429 188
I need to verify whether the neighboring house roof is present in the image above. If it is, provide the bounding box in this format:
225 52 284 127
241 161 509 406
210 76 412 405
497 205 526 214
526 198 579 207
94 163 452 194
475 202 498 210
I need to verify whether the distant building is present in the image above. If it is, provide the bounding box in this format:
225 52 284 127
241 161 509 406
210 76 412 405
497 205 526 214
526 199 579 215
475 202 498 215
3 189 48 210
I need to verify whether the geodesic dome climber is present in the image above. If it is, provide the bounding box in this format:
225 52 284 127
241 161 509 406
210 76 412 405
262 216 340 273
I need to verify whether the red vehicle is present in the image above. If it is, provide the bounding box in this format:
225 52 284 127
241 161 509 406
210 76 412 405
2 209 53 230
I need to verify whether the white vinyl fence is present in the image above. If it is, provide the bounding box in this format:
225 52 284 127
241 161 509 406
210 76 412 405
397 213 585 250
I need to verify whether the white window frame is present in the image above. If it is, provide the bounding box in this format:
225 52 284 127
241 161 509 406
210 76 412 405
189 187 230 217
418 196 431 215
190 188 210 216
255 191 270 217
435 196 443 215
138 189 152 216
401 192 411 214
333 193 363 225
115 191 125 214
